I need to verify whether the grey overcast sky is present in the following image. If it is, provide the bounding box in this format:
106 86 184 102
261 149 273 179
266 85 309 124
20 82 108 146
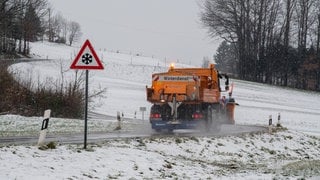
48 0 221 66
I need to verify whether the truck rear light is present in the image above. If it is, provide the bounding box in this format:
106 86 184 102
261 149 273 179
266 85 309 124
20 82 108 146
192 113 203 119
150 113 161 119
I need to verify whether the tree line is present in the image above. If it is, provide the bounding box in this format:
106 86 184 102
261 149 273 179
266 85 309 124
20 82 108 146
0 0 85 117
201 0 320 91
0 0 81 57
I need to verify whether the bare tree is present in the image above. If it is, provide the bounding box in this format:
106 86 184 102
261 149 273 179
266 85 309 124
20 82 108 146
60 16 68 43
200 0 283 81
68 21 81 46
0 0 48 55
280 0 296 86
47 7 53 42
295 0 316 51
200 0 246 78
1 0 82 56
0 0 20 55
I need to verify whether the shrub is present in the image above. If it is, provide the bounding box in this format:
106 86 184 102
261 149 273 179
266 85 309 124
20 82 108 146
47 141 57 149
175 138 182 144
0 62 106 118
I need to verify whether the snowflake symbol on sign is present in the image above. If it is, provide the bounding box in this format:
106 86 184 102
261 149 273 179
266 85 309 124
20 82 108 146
82 53 93 64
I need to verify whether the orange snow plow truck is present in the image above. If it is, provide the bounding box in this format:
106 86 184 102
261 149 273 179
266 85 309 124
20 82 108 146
146 64 237 132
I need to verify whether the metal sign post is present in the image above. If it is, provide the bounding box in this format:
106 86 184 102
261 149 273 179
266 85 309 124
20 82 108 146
84 70 89 149
70 39 104 149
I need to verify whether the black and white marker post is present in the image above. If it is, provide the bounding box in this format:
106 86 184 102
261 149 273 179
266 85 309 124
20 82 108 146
269 115 272 134
70 40 104 149
38 109 51 146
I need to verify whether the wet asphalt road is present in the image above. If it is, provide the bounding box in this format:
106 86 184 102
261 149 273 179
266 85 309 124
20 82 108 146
0 122 267 146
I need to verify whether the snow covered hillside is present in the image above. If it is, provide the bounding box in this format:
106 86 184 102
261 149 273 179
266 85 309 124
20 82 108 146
9 41 320 136
1 41 320 179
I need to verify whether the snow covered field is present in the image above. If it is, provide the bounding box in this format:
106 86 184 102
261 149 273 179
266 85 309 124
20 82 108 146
1 41 320 179
1 130 320 179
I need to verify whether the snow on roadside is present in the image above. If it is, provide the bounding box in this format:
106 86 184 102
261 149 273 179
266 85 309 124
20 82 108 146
234 79 320 136
0 114 142 137
1 129 319 179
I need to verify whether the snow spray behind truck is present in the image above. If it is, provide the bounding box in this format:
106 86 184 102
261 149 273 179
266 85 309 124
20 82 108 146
146 64 237 132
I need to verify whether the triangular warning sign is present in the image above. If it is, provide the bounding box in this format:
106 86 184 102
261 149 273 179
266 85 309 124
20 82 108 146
70 39 104 70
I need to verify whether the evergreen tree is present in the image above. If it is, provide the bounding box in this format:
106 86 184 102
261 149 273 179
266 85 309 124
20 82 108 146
24 3 42 42
214 41 238 76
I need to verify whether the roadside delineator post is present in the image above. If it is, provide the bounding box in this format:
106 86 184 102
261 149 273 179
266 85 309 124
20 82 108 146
277 113 281 127
116 111 121 130
268 115 272 134
140 107 146 121
38 109 51 146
